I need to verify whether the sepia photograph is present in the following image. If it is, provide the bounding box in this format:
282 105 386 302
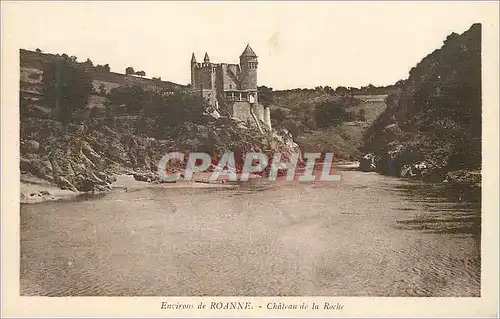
1 1 499 317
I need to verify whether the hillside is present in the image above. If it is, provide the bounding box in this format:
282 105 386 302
261 86 388 160
362 23 481 186
294 95 387 160
20 49 185 113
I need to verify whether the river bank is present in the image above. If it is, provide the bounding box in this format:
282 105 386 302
20 173 239 204
20 171 270 204
20 160 361 204
21 160 479 205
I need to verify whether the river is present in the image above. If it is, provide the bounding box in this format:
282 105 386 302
20 167 481 296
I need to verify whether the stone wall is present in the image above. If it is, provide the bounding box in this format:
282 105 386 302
220 64 240 90
230 102 270 129
232 101 254 124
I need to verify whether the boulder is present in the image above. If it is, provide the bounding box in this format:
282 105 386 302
444 170 481 187
21 140 40 154
20 156 53 181
133 172 158 183
55 176 78 192
359 153 375 172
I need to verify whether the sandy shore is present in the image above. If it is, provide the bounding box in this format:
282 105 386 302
20 163 356 204
20 174 82 204
111 173 240 191
20 172 245 204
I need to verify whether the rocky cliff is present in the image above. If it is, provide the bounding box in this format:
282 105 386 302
21 116 300 195
362 24 481 187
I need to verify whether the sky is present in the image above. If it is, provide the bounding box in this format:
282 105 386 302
2 1 495 90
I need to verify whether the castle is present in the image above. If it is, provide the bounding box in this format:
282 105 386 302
190 44 271 130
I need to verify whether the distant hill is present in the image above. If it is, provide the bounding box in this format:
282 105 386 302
20 49 186 111
258 85 388 160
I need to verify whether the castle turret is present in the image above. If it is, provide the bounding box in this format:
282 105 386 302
204 52 210 63
190 53 197 87
239 44 258 91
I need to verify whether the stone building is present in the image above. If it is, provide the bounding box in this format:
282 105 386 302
190 44 271 129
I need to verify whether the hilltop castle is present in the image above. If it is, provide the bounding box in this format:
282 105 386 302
190 44 271 129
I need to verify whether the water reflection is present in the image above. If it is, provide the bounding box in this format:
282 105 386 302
393 181 481 204
392 181 481 237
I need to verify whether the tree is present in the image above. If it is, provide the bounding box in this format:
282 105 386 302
395 79 406 87
35 48 42 53
154 91 208 128
281 119 301 137
314 101 346 127
98 83 107 95
96 64 111 73
145 91 209 138
41 57 93 125
356 109 366 121
335 86 348 95
257 85 274 106
324 86 334 95
135 70 146 77
344 110 357 122
84 58 94 67
107 85 152 114
125 67 135 75
270 107 289 124
105 85 209 137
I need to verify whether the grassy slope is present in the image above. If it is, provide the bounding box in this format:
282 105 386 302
294 95 388 160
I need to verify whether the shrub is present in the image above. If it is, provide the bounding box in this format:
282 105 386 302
314 101 346 127
125 67 135 75
41 57 93 125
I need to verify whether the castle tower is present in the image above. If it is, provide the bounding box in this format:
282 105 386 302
190 53 197 87
198 52 212 90
239 44 258 93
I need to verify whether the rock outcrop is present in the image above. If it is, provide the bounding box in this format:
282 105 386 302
361 24 481 187
20 118 174 192
20 116 302 193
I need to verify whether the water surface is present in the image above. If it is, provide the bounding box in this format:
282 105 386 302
20 169 480 296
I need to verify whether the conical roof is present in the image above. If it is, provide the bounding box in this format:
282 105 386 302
191 53 197 63
203 52 210 62
240 44 257 58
